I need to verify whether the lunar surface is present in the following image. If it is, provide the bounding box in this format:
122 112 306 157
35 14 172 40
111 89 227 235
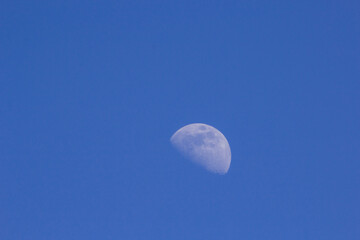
170 123 231 174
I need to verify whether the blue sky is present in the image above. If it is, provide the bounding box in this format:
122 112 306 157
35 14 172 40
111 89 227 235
1 1 359 239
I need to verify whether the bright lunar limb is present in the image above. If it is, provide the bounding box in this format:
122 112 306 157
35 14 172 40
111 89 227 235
170 123 231 174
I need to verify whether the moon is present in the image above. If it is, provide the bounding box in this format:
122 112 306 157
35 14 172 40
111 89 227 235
170 123 231 174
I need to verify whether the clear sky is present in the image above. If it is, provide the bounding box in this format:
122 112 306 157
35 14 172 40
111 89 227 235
1 1 359 239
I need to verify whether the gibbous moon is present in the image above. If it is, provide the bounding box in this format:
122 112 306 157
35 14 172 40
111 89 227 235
170 123 231 174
